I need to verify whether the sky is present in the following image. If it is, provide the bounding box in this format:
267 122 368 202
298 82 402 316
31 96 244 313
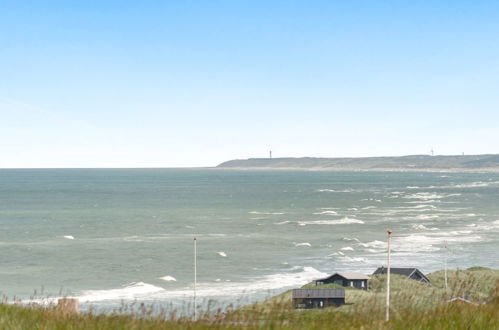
1 1 499 168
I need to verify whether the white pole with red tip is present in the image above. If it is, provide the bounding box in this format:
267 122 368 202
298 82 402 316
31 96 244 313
444 240 448 291
385 229 392 322
194 237 197 320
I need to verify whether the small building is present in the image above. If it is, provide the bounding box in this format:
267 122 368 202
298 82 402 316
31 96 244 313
315 272 369 290
292 289 345 309
372 267 430 283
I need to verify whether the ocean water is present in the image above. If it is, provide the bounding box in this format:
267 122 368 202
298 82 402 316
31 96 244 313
0 169 498 312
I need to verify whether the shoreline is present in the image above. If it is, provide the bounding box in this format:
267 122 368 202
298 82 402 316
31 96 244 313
213 166 499 173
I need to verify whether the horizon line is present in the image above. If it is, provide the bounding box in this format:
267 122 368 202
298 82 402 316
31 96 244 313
1 152 498 170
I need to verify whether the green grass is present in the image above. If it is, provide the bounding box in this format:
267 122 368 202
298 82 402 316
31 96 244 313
2 268 499 329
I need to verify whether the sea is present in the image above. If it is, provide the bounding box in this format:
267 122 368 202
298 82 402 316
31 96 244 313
1 169 498 313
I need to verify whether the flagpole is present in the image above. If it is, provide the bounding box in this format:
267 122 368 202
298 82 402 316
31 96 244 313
194 237 197 320
444 240 448 291
385 229 392 322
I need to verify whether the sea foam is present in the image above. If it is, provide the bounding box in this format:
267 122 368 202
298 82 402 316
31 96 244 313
294 242 312 247
159 276 177 282
298 218 364 226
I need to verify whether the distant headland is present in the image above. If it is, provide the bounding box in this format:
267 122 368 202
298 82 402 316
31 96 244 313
217 154 499 172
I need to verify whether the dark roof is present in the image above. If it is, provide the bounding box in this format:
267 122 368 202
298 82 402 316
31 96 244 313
292 289 345 299
373 267 417 276
372 267 430 282
317 272 369 281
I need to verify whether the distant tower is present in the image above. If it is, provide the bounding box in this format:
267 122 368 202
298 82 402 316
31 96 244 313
431 148 434 156
269 150 272 159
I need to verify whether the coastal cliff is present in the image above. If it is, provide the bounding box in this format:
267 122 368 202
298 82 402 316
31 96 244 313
217 154 499 171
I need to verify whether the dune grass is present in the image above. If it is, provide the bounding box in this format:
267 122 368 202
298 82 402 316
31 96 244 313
1 267 498 329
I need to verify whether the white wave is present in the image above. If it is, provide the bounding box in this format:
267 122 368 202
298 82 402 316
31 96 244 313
412 224 439 231
452 182 489 188
41 266 328 304
342 237 360 242
361 206 377 210
340 246 354 251
358 240 386 248
313 210 338 215
78 282 165 302
63 235 74 240
393 232 482 253
218 251 227 257
317 189 355 193
396 204 437 209
298 218 364 225
159 276 177 282
123 236 144 242
405 200 440 204
338 256 368 263
439 230 473 236
416 214 440 220
406 186 420 189
365 248 383 253
404 192 461 200
468 220 499 231
167 266 327 298
249 211 285 215
275 220 291 225
348 207 358 211
294 242 311 247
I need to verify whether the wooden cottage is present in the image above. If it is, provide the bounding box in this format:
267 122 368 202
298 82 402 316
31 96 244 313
292 289 345 309
372 267 430 283
315 272 369 290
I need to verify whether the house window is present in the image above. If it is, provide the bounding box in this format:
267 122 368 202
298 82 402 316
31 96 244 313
350 281 354 287
361 281 365 288
317 281 323 286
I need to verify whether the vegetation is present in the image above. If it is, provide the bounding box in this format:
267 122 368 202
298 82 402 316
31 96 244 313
1 267 498 329
217 154 499 171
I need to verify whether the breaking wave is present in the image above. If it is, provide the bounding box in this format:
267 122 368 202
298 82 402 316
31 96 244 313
404 192 461 200
159 276 177 282
412 224 439 231
298 218 365 225
313 210 338 215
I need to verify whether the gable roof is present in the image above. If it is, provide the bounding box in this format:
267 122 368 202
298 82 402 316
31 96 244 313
373 267 416 276
372 267 430 282
318 272 369 281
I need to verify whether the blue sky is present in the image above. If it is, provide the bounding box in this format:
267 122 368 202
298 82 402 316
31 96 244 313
1 1 498 167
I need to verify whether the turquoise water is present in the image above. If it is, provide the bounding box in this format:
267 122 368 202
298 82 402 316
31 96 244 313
1 169 498 311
